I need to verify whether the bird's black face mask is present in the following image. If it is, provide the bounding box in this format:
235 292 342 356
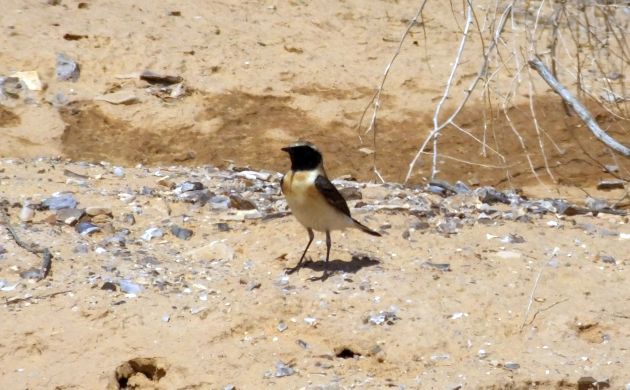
283 145 322 171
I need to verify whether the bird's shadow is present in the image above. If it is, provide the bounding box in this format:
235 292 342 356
288 254 380 281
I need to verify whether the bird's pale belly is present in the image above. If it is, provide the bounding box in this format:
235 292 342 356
286 193 354 232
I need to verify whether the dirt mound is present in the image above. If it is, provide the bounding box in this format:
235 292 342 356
109 357 168 390
0 106 20 127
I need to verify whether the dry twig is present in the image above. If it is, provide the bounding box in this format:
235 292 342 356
525 298 569 327
521 264 544 330
405 2 513 183
0 200 53 281
359 0 430 182
5 290 72 306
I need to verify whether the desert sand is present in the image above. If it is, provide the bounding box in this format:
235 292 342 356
1 0 629 389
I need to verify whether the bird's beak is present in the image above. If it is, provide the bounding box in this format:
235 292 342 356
281 147 291 153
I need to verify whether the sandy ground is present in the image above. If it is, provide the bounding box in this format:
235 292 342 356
1 159 629 390
1 0 630 389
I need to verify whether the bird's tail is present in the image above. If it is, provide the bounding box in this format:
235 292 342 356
352 218 381 237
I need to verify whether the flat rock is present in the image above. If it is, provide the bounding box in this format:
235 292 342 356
140 70 183 85
43 193 78 210
597 180 625 191
56 208 85 225
86 206 112 216
171 225 193 240
11 71 42 91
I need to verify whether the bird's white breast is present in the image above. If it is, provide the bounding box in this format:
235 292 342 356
282 170 354 232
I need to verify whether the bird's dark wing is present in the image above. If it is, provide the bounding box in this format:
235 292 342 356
314 175 351 217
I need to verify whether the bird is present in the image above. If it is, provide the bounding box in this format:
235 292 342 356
280 141 381 279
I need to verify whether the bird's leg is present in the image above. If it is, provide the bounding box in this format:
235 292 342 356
287 228 314 274
323 230 331 278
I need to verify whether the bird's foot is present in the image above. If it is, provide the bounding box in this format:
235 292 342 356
285 257 313 275
285 265 300 275
309 270 331 282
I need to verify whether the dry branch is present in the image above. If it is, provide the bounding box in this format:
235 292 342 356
529 56 630 157
429 0 475 179
521 263 544 330
404 2 514 183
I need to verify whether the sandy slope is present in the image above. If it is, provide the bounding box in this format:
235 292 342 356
1 0 628 190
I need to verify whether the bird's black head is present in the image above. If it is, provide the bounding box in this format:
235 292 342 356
282 141 323 171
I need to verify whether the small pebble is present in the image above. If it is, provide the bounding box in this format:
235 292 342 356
209 195 231 210
176 181 204 193
101 281 117 291
119 279 142 295
304 316 317 326
216 222 230 232
20 268 43 280
112 167 125 177
43 193 78 210
275 275 289 286
501 234 525 244
420 261 451 272
142 227 164 241
177 189 211 204
437 219 458 234
118 193 136 203
56 52 80 81
246 281 261 291
56 208 85 225
122 213 136 225
19 204 34 222
277 322 288 332
275 361 295 377
598 254 616 264
450 312 467 320
190 307 207 315
73 243 89 253
170 225 193 240
75 222 100 236
430 354 450 361
368 308 398 326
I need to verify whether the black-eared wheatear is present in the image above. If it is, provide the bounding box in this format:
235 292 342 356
281 141 380 278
